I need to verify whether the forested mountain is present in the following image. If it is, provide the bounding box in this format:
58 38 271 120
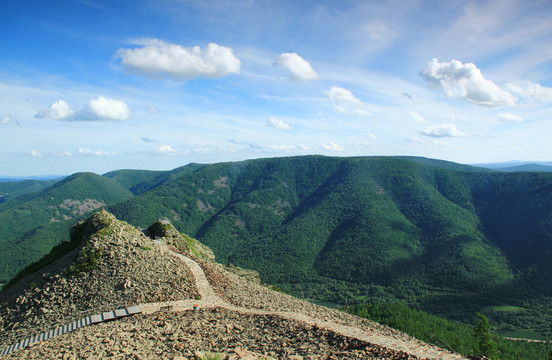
105 156 551 335
2 156 552 337
0 179 58 205
0 172 134 283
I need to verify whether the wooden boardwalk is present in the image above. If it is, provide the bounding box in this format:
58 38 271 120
0 306 141 356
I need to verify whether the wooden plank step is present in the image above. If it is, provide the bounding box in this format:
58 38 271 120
126 305 141 315
90 314 102 324
102 311 116 321
114 308 128 317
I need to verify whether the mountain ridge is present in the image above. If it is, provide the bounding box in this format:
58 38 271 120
1 155 551 339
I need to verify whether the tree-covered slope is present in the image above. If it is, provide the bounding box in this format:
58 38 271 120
0 179 59 204
105 156 528 296
0 173 134 283
3 155 552 336
102 169 166 193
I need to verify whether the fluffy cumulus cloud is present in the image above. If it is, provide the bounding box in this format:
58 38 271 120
419 124 468 138
36 97 130 121
274 52 319 81
420 58 517 107
29 150 42 157
267 117 291 130
35 99 75 120
324 86 371 116
87 96 130 121
116 39 241 80
499 113 524 122
504 82 552 102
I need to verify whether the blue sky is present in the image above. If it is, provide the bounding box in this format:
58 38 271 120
1 0 552 176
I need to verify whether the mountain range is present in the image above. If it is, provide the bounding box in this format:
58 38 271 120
2 210 547 359
1 155 551 338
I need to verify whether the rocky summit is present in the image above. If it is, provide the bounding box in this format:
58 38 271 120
0 210 465 359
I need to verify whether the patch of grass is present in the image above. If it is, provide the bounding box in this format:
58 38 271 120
2 224 85 291
140 246 152 251
68 244 102 274
495 329 549 341
489 305 527 313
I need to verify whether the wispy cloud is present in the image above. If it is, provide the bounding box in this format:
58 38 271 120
505 82 552 103
1 116 20 125
321 142 344 151
408 112 426 123
499 113 523 122
77 148 116 156
419 124 468 138
142 137 158 143
266 117 291 130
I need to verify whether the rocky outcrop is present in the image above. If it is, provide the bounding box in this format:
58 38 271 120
147 219 215 261
0 210 199 349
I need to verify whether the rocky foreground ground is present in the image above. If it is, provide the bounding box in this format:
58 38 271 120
0 211 465 359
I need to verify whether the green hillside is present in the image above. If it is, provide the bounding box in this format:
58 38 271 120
119 163 206 195
0 172 134 283
107 156 515 294
349 302 549 360
102 169 166 193
0 179 59 204
2 155 552 337
106 156 552 335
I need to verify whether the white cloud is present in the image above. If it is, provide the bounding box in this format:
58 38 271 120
87 96 130 121
267 117 291 130
408 112 426 123
321 142 344 151
324 86 371 116
364 132 376 140
77 148 115 156
35 99 75 120
419 124 468 138
269 144 298 151
504 82 552 103
29 150 42 157
499 113 524 122
1 116 19 125
36 97 130 121
274 52 319 81
116 40 241 80
420 58 517 107
157 144 177 154
142 137 158 143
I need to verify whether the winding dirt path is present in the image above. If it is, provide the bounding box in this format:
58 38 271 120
141 244 467 360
